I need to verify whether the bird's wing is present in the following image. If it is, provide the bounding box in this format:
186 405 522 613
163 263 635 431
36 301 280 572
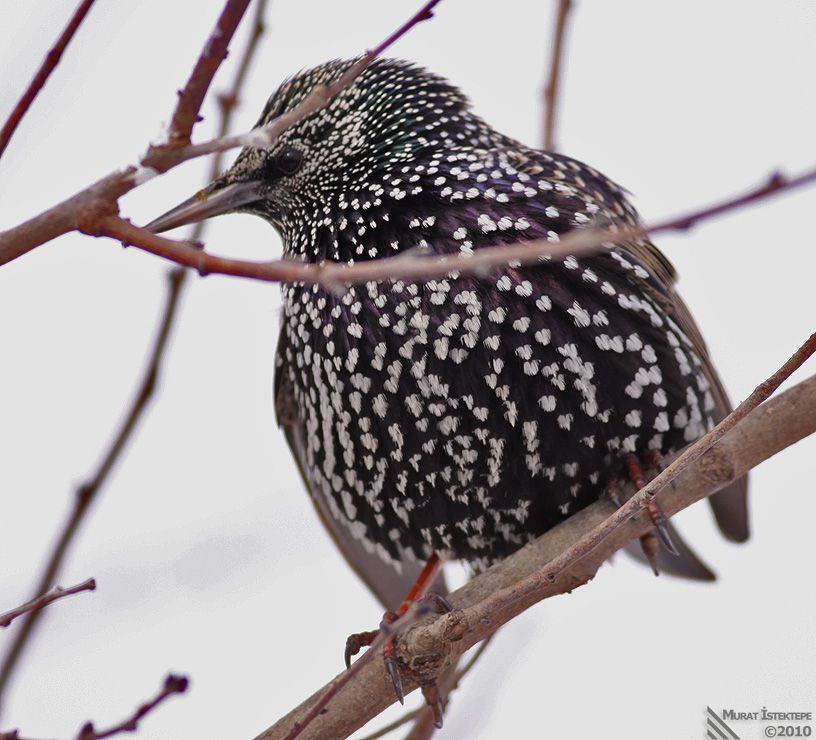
274 327 445 612
507 148 748 544
619 238 750 543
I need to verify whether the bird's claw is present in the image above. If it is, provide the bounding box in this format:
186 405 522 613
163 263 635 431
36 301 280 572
383 649 404 704
422 682 445 728
344 629 379 669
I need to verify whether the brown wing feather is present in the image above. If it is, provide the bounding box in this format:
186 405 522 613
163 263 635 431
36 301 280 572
621 239 749 542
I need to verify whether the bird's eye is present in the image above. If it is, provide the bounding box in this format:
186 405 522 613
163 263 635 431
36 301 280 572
275 147 303 175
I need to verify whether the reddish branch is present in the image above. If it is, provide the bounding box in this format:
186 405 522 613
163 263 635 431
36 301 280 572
163 0 253 146
0 579 96 629
95 164 816 287
0 0 267 722
0 0 97 160
0 270 185 709
0 674 189 740
542 0 573 151
142 0 442 170
75 674 188 740
0 0 273 718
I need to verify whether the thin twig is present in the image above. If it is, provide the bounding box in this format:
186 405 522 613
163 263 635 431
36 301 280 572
542 0 573 151
74 674 188 740
96 164 816 287
142 0 441 171
0 0 97 160
0 579 96 629
163 0 253 145
0 271 185 711
360 708 424 740
0 673 189 740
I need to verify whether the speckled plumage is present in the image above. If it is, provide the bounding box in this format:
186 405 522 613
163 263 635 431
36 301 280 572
216 59 747 581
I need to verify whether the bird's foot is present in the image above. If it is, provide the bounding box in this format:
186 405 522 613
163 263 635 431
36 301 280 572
344 592 453 707
608 452 679 575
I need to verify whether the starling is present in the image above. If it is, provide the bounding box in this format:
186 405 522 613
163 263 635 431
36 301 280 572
148 58 749 611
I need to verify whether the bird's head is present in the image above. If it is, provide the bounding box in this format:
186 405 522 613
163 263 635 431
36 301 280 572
147 58 494 256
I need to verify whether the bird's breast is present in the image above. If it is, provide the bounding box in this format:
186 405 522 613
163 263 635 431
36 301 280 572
275 249 715 566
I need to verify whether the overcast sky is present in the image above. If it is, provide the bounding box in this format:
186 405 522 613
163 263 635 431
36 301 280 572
1 2 814 739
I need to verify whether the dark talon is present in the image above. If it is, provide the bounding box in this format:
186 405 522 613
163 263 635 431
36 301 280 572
647 501 680 556
344 629 378 668
384 653 404 704
417 591 453 617
422 683 445 729
640 531 660 576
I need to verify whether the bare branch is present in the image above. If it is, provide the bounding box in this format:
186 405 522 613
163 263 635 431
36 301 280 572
0 674 189 740
162 0 253 146
141 0 443 171
256 356 816 739
0 0 273 710
0 579 96 629
0 270 185 709
0 0 274 712
0 0 97 160
93 165 816 287
542 0 573 151
74 674 188 740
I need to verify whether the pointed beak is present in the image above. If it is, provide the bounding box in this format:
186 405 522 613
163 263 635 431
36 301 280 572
145 180 262 233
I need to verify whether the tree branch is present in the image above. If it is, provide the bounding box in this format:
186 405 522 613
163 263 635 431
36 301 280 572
74 674 188 740
0 674 189 740
0 270 185 711
0 579 96 629
0 0 272 713
542 0 573 151
91 164 816 288
162 0 252 146
256 362 816 739
0 0 97 160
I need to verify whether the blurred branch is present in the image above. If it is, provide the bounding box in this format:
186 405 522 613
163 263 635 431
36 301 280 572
94 165 816 287
0 270 185 711
0 674 189 740
75 674 188 740
0 0 97 160
542 0 573 150
0 0 442 267
0 578 96 629
256 348 816 740
0 0 272 716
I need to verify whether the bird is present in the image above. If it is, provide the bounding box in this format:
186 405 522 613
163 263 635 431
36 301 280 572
147 56 749 713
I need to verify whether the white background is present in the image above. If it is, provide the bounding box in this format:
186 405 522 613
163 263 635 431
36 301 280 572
1 2 815 739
